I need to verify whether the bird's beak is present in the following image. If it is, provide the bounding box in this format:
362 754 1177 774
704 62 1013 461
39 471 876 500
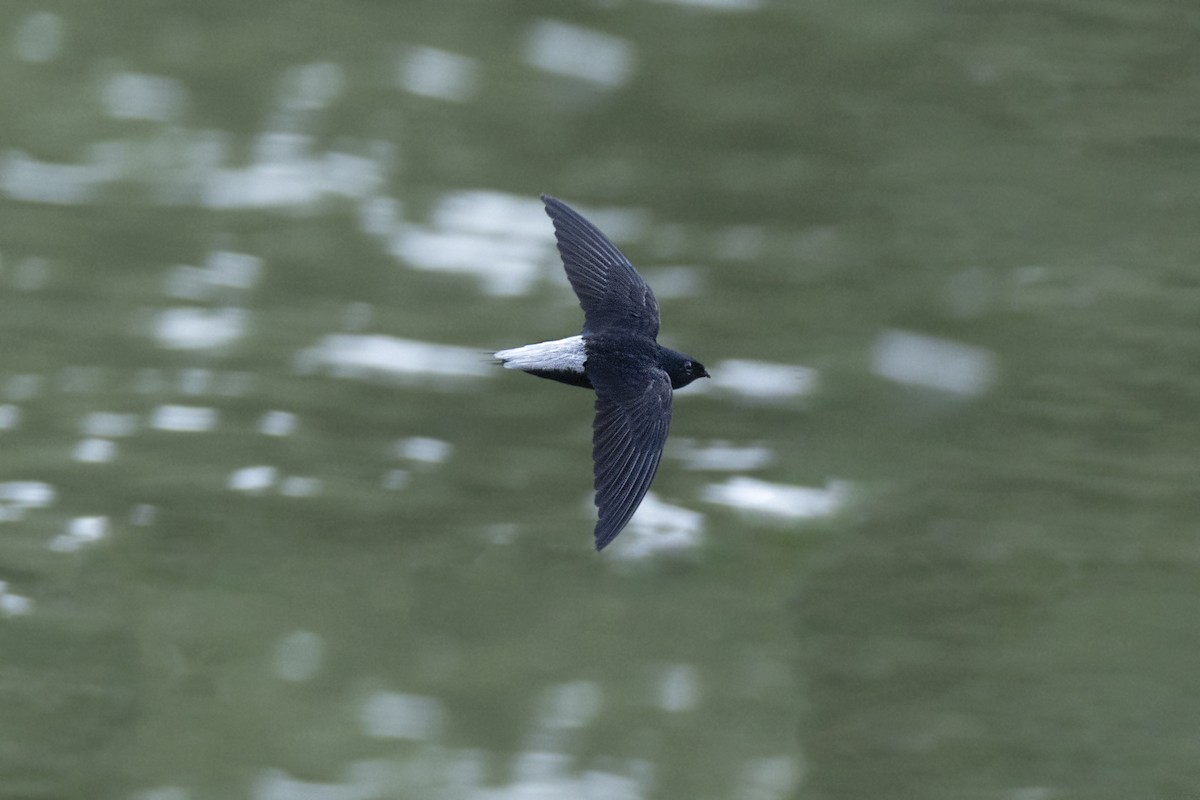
700 367 711 379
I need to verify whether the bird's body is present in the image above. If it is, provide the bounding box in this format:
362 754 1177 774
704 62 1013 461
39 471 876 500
495 195 708 550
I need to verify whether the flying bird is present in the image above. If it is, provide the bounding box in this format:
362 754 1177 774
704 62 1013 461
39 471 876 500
495 195 709 550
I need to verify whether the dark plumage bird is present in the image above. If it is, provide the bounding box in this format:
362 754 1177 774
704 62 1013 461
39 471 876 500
495 195 709 550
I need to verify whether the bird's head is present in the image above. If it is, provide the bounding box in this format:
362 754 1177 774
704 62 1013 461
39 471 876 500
661 348 710 390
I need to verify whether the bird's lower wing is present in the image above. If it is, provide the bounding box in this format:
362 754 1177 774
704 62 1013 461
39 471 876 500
591 369 673 550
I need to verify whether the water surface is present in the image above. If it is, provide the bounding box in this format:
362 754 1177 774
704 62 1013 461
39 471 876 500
1 2 1198 798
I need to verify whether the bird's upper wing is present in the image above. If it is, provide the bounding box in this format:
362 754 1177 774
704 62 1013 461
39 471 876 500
542 194 660 338
590 365 673 550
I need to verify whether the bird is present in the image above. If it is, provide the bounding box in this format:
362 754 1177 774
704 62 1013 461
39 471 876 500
495 195 709 550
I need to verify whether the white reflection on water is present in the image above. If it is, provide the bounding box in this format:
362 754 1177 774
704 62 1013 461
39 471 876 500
871 328 997 396
165 250 264 300
4 374 42 401
14 11 64 63
524 20 635 88
672 438 774 471
657 664 701 712
433 191 552 237
0 584 33 617
132 786 189 800
258 410 297 437
707 359 817 402
204 132 384 210
228 465 278 493
47 516 109 552
72 437 117 463
638 265 702 300
280 62 344 111
395 436 453 464
651 0 765 11
102 72 186 122
0 404 20 430
254 752 653 800
0 482 50 522
359 690 447 740
608 492 704 560
253 769 355 800
400 191 651 297
389 191 551 296
12 255 52 291
298 334 492 383
81 411 138 437
151 404 219 432
737 755 805 800
0 481 55 512
400 46 480 102
702 477 848 521
154 307 247 350
227 469 318 498
0 148 117 205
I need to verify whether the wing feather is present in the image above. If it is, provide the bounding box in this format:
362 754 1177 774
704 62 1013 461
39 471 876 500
590 368 673 550
542 195 660 338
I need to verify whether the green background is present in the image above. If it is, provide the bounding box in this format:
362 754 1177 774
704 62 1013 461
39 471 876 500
1 1 1198 798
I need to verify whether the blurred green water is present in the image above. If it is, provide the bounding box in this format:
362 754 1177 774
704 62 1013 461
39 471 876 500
2 1 1200 799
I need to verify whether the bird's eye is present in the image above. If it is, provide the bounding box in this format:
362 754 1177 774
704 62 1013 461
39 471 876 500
685 361 694 371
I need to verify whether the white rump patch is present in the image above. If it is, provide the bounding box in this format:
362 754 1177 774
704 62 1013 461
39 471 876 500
495 335 585 374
